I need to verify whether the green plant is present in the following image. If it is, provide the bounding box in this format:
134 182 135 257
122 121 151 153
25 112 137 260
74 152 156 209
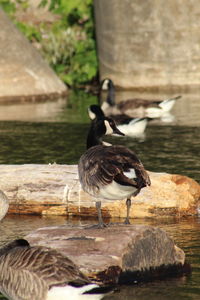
39 0 98 87
0 0 98 87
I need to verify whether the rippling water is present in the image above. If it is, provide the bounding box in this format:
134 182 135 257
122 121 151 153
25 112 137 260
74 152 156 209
0 88 200 299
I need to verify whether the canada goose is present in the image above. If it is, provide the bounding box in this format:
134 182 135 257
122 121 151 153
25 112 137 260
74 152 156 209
0 190 9 221
100 78 181 118
78 113 150 228
0 239 113 300
88 105 150 137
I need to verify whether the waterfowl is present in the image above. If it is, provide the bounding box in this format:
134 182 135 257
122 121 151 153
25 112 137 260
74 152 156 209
0 239 112 300
0 190 9 221
78 113 150 228
88 105 150 137
100 78 181 118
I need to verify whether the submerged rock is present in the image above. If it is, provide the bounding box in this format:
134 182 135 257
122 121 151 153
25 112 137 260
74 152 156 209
0 164 199 218
26 224 188 284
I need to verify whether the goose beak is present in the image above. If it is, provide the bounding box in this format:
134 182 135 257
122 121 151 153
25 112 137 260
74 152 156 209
113 127 125 136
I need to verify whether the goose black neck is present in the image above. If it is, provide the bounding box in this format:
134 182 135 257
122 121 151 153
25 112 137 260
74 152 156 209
86 120 103 149
106 80 115 106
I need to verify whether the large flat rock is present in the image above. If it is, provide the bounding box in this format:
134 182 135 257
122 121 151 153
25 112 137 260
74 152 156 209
0 164 199 219
26 224 186 284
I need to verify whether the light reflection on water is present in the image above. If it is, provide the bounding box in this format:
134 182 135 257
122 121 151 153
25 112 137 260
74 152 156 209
0 88 200 299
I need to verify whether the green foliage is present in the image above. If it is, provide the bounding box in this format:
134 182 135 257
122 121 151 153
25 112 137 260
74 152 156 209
39 0 97 87
16 22 42 42
0 0 16 15
0 0 98 87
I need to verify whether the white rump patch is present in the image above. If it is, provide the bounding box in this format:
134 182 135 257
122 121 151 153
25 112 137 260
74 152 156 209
158 99 175 112
98 180 137 200
123 168 137 179
116 119 147 137
47 284 105 300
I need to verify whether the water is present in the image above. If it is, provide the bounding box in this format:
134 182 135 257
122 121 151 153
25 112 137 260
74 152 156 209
0 88 200 299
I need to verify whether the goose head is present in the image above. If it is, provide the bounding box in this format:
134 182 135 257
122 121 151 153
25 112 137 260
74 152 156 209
100 78 114 91
88 105 105 120
87 115 124 149
100 78 115 107
0 239 29 257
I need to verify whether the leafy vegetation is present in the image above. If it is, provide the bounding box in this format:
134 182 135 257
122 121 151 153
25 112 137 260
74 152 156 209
0 0 98 87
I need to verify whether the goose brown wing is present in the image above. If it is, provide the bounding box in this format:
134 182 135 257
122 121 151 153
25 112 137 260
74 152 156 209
79 145 150 190
0 246 90 300
117 99 161 111
79 145 121 189
110 145 151 189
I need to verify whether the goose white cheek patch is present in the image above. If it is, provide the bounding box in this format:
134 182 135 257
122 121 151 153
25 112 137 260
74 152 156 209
88 110 96 120
104 120 113 135
102 79 109 90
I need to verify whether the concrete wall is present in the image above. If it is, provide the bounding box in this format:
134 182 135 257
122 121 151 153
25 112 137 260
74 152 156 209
94 0 200 89
0 9 67 101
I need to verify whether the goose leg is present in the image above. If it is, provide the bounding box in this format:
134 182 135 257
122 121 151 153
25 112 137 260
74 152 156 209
96 201 107 229
124 198 131 224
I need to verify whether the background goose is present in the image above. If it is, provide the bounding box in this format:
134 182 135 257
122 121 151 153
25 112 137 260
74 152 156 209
0 190 9 221
100 78 181 118
88 105 150 137
0 239 112 300
78 113 150 228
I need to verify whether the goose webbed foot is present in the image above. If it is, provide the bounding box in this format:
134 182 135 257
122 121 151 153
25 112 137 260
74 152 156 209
124 198 131 225
86 222 107 229
124 218 131 225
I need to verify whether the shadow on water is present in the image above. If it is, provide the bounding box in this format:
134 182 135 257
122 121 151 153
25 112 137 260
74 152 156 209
0 88 200 299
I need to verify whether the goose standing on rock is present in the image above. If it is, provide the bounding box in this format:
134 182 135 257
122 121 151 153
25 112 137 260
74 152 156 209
0 239 113 300
100 78 181 119
0 190 9 221
78 113 151 228
88 104 150 138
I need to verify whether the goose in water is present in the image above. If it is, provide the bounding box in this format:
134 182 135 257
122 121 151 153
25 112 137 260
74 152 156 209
0 190 9 221
100 78 181 119
88 104 150 138
0 239 113 300
78 113 151 228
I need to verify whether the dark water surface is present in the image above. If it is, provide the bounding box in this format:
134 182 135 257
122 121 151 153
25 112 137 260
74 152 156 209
0 89 200 299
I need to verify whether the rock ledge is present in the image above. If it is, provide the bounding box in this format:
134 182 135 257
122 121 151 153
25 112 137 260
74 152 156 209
26 224 188 284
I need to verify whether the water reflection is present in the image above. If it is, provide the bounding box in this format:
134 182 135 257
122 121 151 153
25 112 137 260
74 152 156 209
0 87 199 126
0 87 200 299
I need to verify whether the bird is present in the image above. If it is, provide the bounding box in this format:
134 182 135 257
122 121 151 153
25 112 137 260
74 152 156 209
0 239 113 300
0 190 9 222
100 78 181 118
78 112 151 228
88 104 150 138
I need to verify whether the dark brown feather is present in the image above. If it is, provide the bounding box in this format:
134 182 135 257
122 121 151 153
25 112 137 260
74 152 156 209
117 98 161 111
0 245 90 300
78 144 150 196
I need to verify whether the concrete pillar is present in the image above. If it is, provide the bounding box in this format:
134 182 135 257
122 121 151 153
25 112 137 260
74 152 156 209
0 9 67 101
94 0 200 89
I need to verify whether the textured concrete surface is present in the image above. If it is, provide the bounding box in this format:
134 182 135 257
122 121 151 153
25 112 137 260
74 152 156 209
0 9 67 101
94 0 200 88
